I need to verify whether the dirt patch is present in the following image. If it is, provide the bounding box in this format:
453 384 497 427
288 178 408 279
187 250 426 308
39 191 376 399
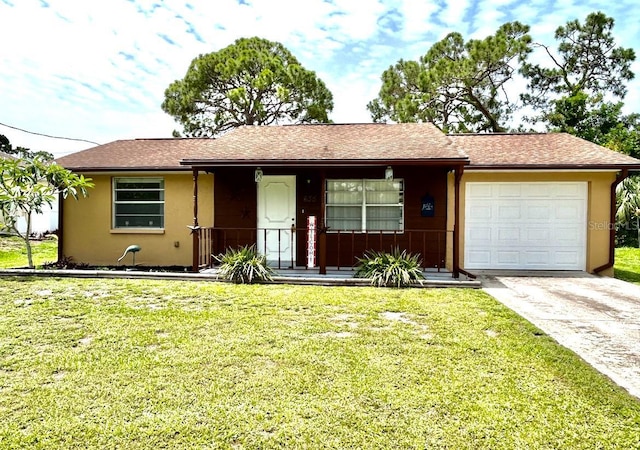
78 336 93 346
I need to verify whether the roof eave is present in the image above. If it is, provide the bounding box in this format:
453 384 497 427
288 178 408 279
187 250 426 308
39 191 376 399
58 166 189 172
180 158 470 167
468 163 640 171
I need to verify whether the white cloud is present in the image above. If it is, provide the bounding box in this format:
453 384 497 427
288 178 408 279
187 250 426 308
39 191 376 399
396 0 440 41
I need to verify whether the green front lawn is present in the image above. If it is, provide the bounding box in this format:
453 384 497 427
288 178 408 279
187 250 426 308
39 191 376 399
615 247 640 284
0 278 638 448
0 235 58 268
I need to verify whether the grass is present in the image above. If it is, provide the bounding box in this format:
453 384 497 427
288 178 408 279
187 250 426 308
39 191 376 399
615 247 640 284
0 278 638 449
0 235 58 269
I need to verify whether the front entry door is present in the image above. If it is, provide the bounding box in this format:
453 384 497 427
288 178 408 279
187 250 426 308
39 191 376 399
257 175 296 267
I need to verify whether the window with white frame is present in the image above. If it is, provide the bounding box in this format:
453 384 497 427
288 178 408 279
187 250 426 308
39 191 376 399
113 178 165 229
325 179 404 232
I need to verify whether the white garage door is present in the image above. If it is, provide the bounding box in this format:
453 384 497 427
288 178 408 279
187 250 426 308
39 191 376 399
465 182 587 270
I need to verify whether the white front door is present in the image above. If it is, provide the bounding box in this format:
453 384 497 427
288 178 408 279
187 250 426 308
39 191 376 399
464 182 587 270
257 175 296 267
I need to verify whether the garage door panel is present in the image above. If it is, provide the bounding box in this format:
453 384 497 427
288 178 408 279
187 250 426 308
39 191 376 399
465 182 586 270
523 251 551 264
497 184 522 197
497 205 522 220
522 183 552 197
467 250 491 266
468 204 493 221
497 227 520 241
526 204 551 221
554 202 584 220
555 251 581 265
554 227 584 245
468 227 492 243
524 228 549 242
495 250 520 265
467 184 493 198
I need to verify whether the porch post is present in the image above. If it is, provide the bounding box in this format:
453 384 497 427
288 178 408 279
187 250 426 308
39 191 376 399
191 168 200 272
319 169 327 275
453 165 464 278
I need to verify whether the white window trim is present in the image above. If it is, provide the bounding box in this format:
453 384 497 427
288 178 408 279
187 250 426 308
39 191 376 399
112 177 165 230
325 178 404 233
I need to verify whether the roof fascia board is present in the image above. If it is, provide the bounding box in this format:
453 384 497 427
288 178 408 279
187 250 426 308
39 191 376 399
464 168 626 173
180 159 470 167
61 167 190 173
465 165 640 171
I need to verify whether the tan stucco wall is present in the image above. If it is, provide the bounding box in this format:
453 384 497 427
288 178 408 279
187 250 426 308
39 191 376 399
61 172 214 267
446 171 617 274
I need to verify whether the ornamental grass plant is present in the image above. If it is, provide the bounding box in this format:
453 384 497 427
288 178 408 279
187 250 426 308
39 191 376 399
354 247 425 287
214 244 274 284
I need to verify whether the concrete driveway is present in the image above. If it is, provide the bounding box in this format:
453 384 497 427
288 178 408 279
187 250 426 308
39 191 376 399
480 272 640 400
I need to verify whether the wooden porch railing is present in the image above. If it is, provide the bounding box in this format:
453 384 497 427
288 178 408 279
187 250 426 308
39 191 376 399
194 227 451 273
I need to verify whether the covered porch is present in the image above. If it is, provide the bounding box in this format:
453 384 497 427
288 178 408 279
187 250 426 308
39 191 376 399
186 162 467 278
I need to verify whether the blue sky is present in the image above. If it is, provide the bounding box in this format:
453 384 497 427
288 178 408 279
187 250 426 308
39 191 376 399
1 0 639 157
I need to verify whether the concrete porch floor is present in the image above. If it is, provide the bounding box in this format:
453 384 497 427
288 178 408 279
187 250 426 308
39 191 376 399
201 266 481 288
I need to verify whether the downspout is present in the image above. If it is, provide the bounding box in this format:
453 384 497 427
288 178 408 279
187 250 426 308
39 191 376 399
594 168 629 274
57 191 64 263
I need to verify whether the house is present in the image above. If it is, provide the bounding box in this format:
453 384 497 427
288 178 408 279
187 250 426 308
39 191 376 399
1 150 59 235
55 123 640 276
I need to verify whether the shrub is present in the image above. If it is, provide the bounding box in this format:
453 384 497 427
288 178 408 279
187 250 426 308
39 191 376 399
214 244 274 284
42 255 89 270
354 248 424 288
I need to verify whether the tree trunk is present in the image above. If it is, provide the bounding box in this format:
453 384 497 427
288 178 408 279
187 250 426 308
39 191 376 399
24 213 34 268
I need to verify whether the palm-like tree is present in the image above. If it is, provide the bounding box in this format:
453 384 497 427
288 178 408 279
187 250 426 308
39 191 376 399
616 175 640 247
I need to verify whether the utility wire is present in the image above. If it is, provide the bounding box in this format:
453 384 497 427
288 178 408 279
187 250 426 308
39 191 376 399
0 121 101 146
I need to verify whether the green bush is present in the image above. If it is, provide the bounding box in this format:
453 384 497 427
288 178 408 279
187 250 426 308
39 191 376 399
354 248 424 288
214 245 274 284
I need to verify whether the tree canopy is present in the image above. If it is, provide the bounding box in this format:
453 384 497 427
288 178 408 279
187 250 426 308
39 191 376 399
162 37 334 138
0 134 53 161
518 12 637 157
367 22 531 132
521 11 635 111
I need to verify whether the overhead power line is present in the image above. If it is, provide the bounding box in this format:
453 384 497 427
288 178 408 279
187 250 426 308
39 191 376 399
0 121 101 146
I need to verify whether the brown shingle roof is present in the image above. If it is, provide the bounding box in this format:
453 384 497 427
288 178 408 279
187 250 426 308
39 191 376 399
450 132 640 168
55 124 640 171
56 123 464 171
55 138 206 171
183 123 464 164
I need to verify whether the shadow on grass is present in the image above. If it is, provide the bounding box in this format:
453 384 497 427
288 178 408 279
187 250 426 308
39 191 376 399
614 268 640 284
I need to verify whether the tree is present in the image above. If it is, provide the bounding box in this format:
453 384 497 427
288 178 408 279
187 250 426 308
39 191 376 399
616 176 640 248
0 155 94 268
602 114 640 159
521 12 635 127
162 37 334 138
368 22 531 132
0 134 54 161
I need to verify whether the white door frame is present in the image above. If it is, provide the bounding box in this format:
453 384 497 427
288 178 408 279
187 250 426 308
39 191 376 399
257 175 296 267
